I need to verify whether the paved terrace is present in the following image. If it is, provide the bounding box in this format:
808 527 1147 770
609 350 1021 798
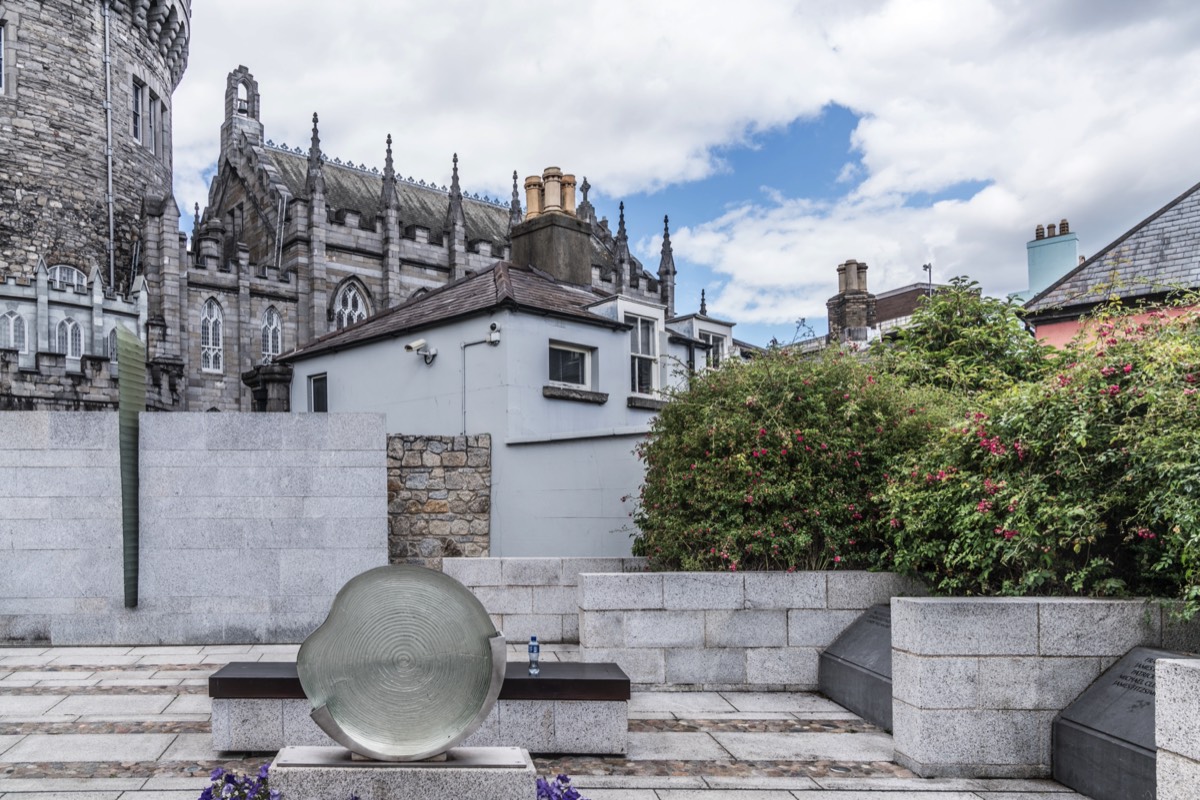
0 644 1086 799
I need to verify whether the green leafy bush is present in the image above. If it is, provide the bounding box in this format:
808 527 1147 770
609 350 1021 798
884 305 1200 613
630 347 955 571
878 277 1054 392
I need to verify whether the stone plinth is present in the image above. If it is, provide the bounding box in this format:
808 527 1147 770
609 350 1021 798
269 746 535 800
578 571 923 690
1156 657 1200 800
891 597 1200 779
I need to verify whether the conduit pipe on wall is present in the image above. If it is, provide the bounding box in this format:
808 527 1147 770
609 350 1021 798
460 324 501 435
103 1 117 288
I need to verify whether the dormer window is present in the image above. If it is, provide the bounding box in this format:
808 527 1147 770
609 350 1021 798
699 331 726 368
49 265 87 291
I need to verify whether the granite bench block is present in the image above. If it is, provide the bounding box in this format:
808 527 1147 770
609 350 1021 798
1037 598 1160 656
501 558 563 586
212 698 284 751
578 647 665 684
745 646 819 688
1156 658 1200 763
578 573 663 611
893 701 1056 778
665 647 746 685
706 609 787 648
786 609 861 647
1157 749 1200 800
625 610 704 648
892 598 1040 656
661 572 744 610
744 572 825 609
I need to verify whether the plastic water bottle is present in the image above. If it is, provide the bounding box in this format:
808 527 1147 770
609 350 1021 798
528 635 540 676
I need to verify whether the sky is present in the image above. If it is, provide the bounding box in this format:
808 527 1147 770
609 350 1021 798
171 0 1200 347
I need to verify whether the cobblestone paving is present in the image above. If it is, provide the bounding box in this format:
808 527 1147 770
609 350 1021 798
0 644 1089 799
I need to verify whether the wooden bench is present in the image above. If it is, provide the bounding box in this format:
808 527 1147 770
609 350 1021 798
209 660 630 755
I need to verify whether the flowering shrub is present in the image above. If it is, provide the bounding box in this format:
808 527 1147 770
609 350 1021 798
537 773 588 800
198 765 279 800
197 765 358 800
878 276 1053 392
884 306 1200 614
631 347 955 570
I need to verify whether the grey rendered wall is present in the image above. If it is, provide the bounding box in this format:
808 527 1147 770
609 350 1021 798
288 309 681 557
0 411 388 645
0 412 122 641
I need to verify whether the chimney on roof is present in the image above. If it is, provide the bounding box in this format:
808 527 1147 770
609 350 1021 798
826 259 877 343
1025 217 1079 298
510 166 592 285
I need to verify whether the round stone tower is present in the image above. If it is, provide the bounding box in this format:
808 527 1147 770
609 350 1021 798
0 0 190 291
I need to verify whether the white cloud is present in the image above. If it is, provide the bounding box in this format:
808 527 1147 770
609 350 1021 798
172 0 1200 330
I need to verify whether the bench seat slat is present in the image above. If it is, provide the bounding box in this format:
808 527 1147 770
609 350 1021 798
209 661 631 702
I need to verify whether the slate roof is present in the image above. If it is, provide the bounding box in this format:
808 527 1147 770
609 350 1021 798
266 148 511 245
278 261 625 363
1025 179 1200 316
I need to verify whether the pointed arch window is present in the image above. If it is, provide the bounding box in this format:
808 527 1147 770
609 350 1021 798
201 298 224 373
56 317 82 359
0 311 26 353
108 328 119 365
261 305 282 361
333 283 368 330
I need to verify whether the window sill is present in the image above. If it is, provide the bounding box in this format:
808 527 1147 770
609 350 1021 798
627 395 666 411
543 385 608 405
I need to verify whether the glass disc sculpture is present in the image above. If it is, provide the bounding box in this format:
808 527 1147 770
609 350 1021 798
297 565 505 761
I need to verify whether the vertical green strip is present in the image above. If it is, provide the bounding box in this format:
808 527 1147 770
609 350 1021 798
116 328 147 608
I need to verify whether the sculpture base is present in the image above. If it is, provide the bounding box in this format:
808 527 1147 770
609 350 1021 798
269 746 535 800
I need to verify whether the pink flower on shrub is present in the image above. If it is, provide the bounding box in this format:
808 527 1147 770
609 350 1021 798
1123 364 1133 374
976 500 992 513
890 518 901 528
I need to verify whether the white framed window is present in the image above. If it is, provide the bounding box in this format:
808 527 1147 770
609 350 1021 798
548 343 591 389
333 283 368 330
0 311 26 353
49 265 86 291
309 374 328 413
626 314 657 395
699 331 726 368
200 298 223 373
132 77 144 142
261 305 282 361
56 317 82 359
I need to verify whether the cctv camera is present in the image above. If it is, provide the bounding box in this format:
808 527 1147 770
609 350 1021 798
489 322 498 331
405 339 427 352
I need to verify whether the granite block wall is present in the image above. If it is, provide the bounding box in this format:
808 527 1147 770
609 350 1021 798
387 435 491 569
0 412 122 641
891 597 1200 779
1156 657 1200 800
0 411 388 645
442 557 647 643
577 570 922 689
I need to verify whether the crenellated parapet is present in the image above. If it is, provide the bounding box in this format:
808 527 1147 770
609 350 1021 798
109 0 191 89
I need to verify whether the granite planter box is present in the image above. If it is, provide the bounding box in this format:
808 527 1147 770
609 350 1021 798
890 596 1200 779
578 570 923 690
1156 657 1200 800
443 557 647 643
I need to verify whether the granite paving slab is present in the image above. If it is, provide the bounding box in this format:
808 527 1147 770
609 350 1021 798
158 733 218 761
701 776 822 790
0 734 25 756
0 792 123 799
722 692 850 713
0 696 65 716
712 731 895 762
626 732 733 761
631 692 737 714
657 790 799 799
0 733 176 763
161 696 210 715
0 778 148 792
52 695 175 717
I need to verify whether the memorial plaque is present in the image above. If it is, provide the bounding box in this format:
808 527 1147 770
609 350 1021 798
1053 646 1188 800
818 603 892 730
